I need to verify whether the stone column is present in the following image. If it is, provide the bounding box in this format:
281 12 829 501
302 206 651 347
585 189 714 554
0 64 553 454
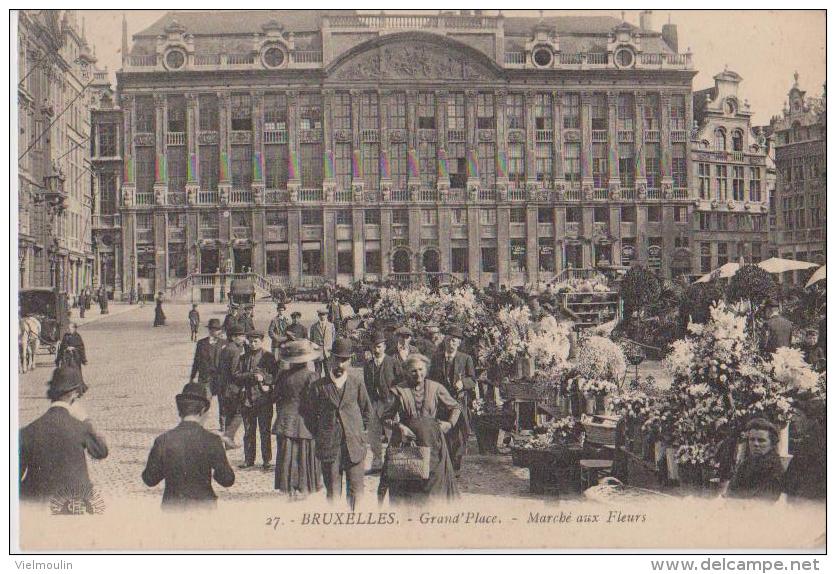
153 93 168 204
286 91 301 192
406 90 420 194
121 95 136 207
379 208 391 281
495 89 509 191
526 205 538 284
465 89 479 192
287 207 301 285
186 212 198 276
660 91 673 199
350 90 363 193
408 207 421 271
321 89 337 199
607 91 620 198
497 206 510 286
524 91 537 189
554 206 565 273
552 91 564 184
580 91 594 196
609 205 622 266
634 91 647 198
467 203 481 285
252 208 265 275
636 206 648 263
154 211 167 291
378 89 392 197
323 208 337 281
436 90 449 193
218 92 232 203
684 91 694 199
185 92 199 205
438 205 452 274
582 207 594 268
252 90 265 204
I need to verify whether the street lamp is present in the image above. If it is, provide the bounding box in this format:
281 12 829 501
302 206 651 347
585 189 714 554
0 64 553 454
129 253 136 304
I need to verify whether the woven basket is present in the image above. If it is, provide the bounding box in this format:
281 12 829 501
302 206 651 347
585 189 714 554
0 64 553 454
385 444 431 481
581 414 620 446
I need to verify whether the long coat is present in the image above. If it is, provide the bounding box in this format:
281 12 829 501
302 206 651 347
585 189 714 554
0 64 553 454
268 315 290 349
286 322 308 341
273 365 319 440
363 354 402 409
234 348 278 409
142 420 235 507
20 406 109 500
190 336 223 393
429 350 477 432
56 332 87 369
309 321 336 359
305 372 372 465
217 341 244 404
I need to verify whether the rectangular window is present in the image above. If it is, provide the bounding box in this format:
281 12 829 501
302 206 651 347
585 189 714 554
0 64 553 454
506 94 524 130
621 206 636 223
421 209 437 225
452 247 469 274
99 172 118 215
97 123 118 156
617 93 634 131
299 93 322 130
534 93 552 130
510 207 526 224
136 96 155 133
167 147 187 193
717 213 728 231
392 209 409 226
365 250 381 274
301 210 323 226
480 209 497 226
538 238 555 273
265 144 288 189
698 162 711 199
199 211 218 229
335 143 352 191
594 206 609 224
300 144 322 188
302 245 322 276
264 93 288 131
481 247 497 273
749 167 761 202
648 205 661 222
168 244 187 279
717 242 728 266
478 142 496 188
670 94 686 131
510 239 527 273
700 242 712 273
645 143 660 189
715 165 728 201
672 144 687 189
419 141 436 188
265 210 287 226
566 206 582 223
449 141 467 189
388 92 406 130
592 143 608 188
447 92 465 130
477 93 494 130
231 145 252 189
564 142 581 184
591 94 607 131
391 143 407 190
364 209 380 225
563 93 580 129
199 145 219 191
333 92 351 131
618 143 635 188
337 250 353 275
508 142 525 188
335 209 352 226
418 92 436 129
362 142 379 190
167 95 186 132
535 142 552 183
452 208 468 225
135 147 155 194
199 94 219 132
360 92 379 131
230 94 252 132
643 93 660 131
732 166 745 201
266 250 289 275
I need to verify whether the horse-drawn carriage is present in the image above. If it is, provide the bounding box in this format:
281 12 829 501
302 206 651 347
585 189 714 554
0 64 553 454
19 288 70 372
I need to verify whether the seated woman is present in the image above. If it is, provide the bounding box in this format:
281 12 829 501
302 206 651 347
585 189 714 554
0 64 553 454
726 418 785 501
378 354 460 504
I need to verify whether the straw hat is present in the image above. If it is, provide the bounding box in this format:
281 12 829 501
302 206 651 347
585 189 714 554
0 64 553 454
279 340 321 364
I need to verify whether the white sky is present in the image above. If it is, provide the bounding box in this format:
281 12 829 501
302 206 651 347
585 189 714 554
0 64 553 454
80 9 825 126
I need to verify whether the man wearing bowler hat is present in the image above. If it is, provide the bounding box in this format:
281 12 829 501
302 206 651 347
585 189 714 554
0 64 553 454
20 367 109 501
430 325 478 476
268 303 290 359
364 331 402 473
306 337 372 509
286 311 308 341
218 325 248 449
190 318 225 429
142 383 235 508
235 330 278 470
762 298 793 355
309 308 336 376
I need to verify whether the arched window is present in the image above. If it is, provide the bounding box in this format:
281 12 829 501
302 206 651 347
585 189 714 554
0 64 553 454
792 121 802 143
731 130 744 152
714 128 726 151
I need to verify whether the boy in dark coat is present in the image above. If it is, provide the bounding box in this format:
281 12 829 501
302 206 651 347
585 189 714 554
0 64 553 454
190 318 225 429
235 331 278 469
142 383 235 509
20 367 108 501
188 305 201 342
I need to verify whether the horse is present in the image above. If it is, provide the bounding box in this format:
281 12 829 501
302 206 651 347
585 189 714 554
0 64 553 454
18 316 41 373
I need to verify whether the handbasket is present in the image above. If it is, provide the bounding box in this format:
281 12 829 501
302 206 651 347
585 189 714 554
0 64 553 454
385 443 431 481
581 414 621 446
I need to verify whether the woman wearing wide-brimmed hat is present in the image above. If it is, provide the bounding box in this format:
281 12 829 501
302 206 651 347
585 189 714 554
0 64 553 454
272 339 323 498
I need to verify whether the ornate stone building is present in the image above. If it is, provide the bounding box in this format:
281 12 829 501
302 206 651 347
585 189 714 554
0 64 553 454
17 10 97 295
769 74 826 269
690 70 769 277
116 10 696 299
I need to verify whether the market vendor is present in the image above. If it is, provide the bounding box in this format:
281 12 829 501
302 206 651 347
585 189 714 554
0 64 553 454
725 418 785 501
429 325 478 477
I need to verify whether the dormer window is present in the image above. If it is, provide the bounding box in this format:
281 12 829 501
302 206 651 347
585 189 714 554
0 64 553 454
614 47 635 69
714 128 726 151
164 48 186 70
724 99 737 115
731 130 744 152
532 46 553 68
262 46 286 69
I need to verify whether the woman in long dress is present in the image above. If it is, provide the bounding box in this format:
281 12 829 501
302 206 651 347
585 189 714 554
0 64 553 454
153 292 166 327
378 353 460 504
272 340 322 498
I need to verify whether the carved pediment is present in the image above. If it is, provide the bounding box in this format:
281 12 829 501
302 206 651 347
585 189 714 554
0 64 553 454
332 40 497 81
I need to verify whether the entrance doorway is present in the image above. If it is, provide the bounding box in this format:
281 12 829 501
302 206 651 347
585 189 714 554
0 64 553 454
200 248 219 274
422 249 440 273
393 249 411 273
233 248 252 273
565 243 583 269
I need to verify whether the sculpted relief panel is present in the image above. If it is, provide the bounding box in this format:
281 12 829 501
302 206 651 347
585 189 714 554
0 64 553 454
332 41 495 81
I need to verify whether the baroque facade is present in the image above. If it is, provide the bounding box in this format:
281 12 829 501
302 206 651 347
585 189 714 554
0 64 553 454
769 74 826 267
18 10 97 295
115 10 698 298
690 70 769 276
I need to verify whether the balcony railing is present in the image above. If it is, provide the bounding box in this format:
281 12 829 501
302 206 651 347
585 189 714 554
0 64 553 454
618 130 634 142
505 52 526 65
128 54 157 67
230 190 253 204
291 51 323 63
298 188 323 202
594 188 608 200
135 192 154 205
478 188 496 202
621 187 636 200
673 188 689 199
265 190 289 204
166 132 185 146
731 151 745 163
420 189 439 202
335 190 353 202
194 54 221 66
447 129 465 142
327 13 499 30
167 191 188 205
645 130 660 142
264 130 288 144
587 53 608 65
232 226 251 240
565 222 580 236
671 130 687 143
591 130 608 142
509 188 526 201
646 187 662 200
560 53 583 65
197 190 219 204
227 53 255 65
360 129 379 143
391 189 410 202
535 129 553 142
565 188 583 201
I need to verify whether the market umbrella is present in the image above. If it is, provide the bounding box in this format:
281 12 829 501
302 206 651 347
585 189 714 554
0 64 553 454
694 262 741 283
805 265 827 288
757 257 819 275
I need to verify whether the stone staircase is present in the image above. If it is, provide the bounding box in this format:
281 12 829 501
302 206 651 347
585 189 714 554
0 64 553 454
168 272 284 302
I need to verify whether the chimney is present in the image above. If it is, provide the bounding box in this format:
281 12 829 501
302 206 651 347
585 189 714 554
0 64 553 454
639 10 653 31
662 23 678 52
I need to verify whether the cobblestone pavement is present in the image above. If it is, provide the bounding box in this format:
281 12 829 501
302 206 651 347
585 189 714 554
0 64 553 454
18 300 672 506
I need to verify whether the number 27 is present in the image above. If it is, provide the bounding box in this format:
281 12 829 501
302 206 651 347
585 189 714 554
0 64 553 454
265 516 281 530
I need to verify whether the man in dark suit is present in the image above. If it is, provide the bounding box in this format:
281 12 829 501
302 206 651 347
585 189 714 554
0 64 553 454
306 338 372 509
20 367 108 501
142 383 235 509
235 331 278 470
763 299 793 354
363 331 402 473
190 318 224 430
286 311 308 341
222 306 241 340
389 326 417 371
429 325 478 475
218 325 247 449
309 308 336 376
268 303 290 359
